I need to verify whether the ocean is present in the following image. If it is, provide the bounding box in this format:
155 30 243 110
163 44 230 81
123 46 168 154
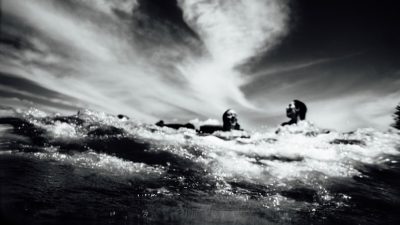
0 108 399 225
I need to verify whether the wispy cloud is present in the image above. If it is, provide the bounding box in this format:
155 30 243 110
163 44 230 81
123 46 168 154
242 50 400 131
1 0 290 122
246 51 369 83
3 1 396 131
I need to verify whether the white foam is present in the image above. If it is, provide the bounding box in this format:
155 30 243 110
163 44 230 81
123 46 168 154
32 148 166 179
7 112 400 191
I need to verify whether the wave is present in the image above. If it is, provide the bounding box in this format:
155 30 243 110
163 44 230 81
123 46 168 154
1 108 399 199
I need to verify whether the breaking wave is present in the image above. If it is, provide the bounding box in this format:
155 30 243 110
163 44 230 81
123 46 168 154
1 107 399 225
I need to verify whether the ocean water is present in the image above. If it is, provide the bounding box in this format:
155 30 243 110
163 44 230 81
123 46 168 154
0 108 399 225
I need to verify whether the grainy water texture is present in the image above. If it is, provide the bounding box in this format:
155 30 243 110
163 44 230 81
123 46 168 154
1 1 400 224
0 108 399 225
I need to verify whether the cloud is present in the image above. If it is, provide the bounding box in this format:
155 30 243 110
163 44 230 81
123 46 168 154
178 0 289 65
76 0 138 15
239 49 400 131
176 0 290 110
1 0 397 131
306 91 400 131
1 0 290 123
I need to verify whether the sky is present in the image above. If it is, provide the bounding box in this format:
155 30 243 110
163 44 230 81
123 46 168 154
0 0 399 131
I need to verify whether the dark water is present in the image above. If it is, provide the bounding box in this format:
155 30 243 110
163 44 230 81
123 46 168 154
1 109 399 225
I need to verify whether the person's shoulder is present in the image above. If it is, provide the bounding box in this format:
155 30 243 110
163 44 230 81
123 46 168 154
235 123 241 130
199 124 223 134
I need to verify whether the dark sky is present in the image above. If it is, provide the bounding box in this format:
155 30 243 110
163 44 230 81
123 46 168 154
240 0 400 130
1 0 399 130
252 0 399 73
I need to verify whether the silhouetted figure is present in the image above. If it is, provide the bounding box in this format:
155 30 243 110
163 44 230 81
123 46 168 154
117 114 129 120
281 100 307 126
155 120 195 130
198 125 223 134
222 109 241 131
199 109 242 134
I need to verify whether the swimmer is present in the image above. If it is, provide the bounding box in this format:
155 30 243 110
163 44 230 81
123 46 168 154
222 109 241 131
281 100 307 126
199 109 242 134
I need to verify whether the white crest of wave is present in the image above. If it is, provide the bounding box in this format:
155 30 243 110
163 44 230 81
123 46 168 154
33 149 166 178
23 109 399 187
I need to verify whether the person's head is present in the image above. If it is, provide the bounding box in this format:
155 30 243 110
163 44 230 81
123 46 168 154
286 102 297 120
286 100 307 120
155 120 164 127
222 109 238 130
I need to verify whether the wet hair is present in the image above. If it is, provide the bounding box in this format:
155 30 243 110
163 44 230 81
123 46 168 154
222 109 234 123
293 99 307 120
222 109 240 131
117 114 129 120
